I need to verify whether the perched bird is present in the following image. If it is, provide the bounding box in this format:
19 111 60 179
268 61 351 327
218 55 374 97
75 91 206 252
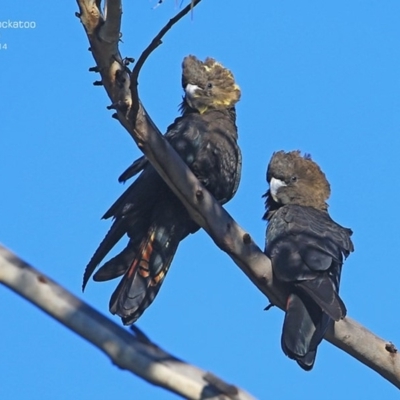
83 55 242 325
263 151 353 370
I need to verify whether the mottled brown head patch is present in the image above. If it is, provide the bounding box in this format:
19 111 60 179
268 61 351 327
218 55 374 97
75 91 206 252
181 55 240 113
182 55 207 88
265 150 331 211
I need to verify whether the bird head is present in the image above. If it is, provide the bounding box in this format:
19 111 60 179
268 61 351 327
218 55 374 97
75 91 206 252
264 151 331 215
180 55 241 114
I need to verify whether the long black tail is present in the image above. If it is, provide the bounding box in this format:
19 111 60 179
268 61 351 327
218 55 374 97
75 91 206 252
281 292 331 370
102 222 180 324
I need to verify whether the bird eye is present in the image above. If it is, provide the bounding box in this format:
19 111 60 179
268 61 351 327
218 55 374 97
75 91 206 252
291 176 298 182
207 82 213 89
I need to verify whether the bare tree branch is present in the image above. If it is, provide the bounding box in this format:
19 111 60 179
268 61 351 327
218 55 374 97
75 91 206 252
129 0 203 140
0 244 256 400
131 0 202 83
75 0 400 390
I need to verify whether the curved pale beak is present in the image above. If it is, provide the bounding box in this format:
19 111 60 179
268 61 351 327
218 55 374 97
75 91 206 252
270 177 286 202
184 84 200 109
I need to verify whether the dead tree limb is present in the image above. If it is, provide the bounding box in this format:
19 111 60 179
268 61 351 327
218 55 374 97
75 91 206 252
0 244 255 400
75 0 400 390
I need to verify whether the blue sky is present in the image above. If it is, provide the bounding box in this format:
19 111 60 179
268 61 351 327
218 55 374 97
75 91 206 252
1 1 400 399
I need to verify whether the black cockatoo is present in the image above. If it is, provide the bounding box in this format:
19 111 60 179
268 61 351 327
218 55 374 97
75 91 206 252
83 55 242 325
263 151 353 370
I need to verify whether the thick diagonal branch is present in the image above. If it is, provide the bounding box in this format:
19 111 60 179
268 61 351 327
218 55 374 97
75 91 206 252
76 0 400 389
0 245 255 400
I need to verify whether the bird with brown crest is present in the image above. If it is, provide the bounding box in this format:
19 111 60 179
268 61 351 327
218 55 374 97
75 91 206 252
263 150 354 370
83 55 242 325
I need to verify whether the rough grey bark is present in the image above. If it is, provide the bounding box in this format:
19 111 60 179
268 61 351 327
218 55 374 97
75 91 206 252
0 244 255 400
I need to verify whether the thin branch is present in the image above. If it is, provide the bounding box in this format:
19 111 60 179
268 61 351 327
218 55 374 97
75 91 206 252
129 0 202 124
131 0 202 83
74 0 400 390
0 245 255 400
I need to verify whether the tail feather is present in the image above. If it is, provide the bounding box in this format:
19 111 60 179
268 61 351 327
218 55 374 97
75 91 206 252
118 156 148 183
93 246 137 282
108 224 179 324
84 189 197 324
282 292 331 371
82 220 126 291
102 189 137 220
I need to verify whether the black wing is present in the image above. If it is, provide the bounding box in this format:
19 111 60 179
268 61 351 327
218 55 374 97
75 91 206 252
266 204 353 320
